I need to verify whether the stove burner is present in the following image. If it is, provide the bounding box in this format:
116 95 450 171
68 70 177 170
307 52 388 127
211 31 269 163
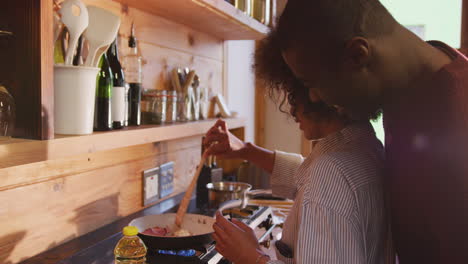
157 249 197 257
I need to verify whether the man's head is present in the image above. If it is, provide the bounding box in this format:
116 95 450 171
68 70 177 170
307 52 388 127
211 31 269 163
276 0 398 120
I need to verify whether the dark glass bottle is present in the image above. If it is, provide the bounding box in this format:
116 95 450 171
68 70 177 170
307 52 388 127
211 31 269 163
94 54 113 131
107 39 126 129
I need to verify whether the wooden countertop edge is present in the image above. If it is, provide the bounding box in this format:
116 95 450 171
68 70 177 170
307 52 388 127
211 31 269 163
0 118 245 170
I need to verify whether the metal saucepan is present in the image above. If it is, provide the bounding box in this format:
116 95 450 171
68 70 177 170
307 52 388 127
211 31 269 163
129 213 215 250
206 181 273 209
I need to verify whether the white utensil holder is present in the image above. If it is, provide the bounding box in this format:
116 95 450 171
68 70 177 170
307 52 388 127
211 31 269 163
54 65 100 135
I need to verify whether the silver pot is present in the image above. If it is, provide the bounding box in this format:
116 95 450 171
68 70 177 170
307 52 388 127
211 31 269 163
206 182 272 209
206 182 251 209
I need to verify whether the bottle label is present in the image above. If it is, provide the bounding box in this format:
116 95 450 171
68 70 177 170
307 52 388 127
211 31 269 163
112 86 126 122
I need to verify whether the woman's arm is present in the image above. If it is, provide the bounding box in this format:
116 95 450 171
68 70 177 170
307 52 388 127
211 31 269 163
204 120 304 198
242 142 275 173
269 151 304 199
204 119 276 173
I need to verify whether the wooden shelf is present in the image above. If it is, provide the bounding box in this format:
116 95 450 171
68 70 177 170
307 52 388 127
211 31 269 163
0 117 245 169
112 0 270 40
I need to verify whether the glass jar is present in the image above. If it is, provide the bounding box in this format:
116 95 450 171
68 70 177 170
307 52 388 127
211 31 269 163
177 91 191 122
166 90 177 123
235 0 251 15
141 90 166 124
154 90 167 124
251 0 270 25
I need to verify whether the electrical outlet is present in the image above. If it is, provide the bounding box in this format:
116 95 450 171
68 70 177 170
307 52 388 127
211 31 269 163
159 161 174 198
143 167 160 206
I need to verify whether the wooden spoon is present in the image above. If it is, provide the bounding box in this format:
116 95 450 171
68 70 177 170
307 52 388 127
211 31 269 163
175 153 207 227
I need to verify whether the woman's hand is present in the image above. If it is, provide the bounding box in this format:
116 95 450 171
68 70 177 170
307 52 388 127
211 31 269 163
203 119 247 159
212 211 267 264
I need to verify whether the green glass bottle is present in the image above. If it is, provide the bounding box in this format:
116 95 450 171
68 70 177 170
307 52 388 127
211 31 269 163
94 53 113 131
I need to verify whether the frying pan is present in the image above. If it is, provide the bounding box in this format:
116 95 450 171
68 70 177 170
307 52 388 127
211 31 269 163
129 213 215 250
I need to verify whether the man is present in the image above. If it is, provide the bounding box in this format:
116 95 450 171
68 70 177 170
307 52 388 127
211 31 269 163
271 0 468 263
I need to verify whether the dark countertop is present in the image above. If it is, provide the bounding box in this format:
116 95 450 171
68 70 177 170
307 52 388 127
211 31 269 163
20 193 210 264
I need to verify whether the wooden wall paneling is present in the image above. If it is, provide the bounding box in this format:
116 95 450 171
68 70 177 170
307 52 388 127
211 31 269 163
138 42 224 95
0 135 201 192
0 0 53 140
82 0 224 61
0 138 202 263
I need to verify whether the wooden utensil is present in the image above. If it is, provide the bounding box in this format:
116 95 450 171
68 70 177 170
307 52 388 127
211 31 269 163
175 153 207 227
181 70 196 93
171 68 182 92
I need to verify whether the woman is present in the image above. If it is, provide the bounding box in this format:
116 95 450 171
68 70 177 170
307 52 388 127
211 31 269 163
203 32 392 264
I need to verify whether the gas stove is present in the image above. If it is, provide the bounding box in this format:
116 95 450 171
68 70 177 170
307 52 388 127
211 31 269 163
145 205 275 264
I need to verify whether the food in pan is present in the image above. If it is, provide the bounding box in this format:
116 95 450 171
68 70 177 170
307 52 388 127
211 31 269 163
142 226 192 237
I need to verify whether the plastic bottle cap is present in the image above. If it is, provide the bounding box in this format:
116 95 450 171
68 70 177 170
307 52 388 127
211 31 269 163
123 226 139 236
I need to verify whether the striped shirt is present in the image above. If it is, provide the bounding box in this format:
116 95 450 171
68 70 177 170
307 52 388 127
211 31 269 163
267 122 393 264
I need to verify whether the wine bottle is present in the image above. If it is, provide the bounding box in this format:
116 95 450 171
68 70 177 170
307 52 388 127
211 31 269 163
107 38 126 129
123 22 142 126
94 54 113 131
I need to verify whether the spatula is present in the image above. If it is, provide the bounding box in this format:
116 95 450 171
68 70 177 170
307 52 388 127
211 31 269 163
175 153 207 227
83 6 120 67
59 0 89 65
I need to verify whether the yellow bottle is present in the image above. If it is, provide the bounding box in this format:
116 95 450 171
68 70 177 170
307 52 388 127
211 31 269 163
114 226 147 264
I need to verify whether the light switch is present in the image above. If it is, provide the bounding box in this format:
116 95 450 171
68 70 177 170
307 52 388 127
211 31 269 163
143 167 160 206
159 161 175 199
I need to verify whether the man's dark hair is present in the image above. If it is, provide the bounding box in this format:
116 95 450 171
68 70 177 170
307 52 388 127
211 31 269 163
277 0 397 61
254 30 344 121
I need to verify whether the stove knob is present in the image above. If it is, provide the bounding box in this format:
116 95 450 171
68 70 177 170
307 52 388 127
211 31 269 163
259 240 271 249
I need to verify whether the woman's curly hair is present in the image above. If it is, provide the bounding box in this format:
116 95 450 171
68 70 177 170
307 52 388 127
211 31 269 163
254 29 343 121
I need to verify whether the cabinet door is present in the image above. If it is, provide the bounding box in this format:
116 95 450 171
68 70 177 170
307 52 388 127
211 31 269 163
0 0 54 140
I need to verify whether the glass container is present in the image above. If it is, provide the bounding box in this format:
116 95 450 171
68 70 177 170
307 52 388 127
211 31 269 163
166 90 177 123
251 0 270 25
142 90 167 125
235 0 251 15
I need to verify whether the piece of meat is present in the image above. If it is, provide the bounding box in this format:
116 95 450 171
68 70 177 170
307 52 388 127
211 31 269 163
142 226 168 236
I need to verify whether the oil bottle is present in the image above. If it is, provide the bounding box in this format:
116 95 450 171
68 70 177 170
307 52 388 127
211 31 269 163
114 226 147 264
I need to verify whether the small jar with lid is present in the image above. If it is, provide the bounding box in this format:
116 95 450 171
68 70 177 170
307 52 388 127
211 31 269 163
141 90 167 124
166 90 177 123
